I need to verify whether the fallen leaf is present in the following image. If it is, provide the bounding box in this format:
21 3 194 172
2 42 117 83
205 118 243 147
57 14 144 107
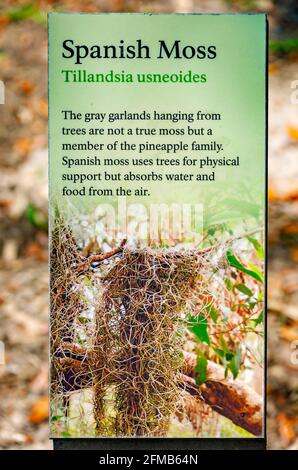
290 247 298 262
36 99 48 117
268 62 279 74
82 5 98 12
277 414 296 445
28 396 49 424
287 125 298 142
268 186 278 202
19 80 34 94
25 434 34 444
0 199 12 209
25 242 47 261
280 325 298 343
284 223 298 235
0 15 10 29
14 137 32 158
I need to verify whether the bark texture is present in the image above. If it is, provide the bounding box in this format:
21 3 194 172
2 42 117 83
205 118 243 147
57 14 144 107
182 351 263 436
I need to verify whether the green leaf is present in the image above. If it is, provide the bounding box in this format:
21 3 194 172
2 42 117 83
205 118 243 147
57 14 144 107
219 335 231 355
257 290 264 302
212 347 225 359
219 336 236 363
84 276 92 288
25 203 48 231
225 278 234 291
8 3 39 22
247 236 264 259
205 304 218 323
247 263 264 283
254 311 264 326
188 314 210 345
235 283 253 297
51 415 64 422
195 353 208 385
77 316 90 324
225 352 234 361
226 249 263 283
61 431 71 438
207 227 216 236
270 38 298 56
248 300 257 309
228 346 241 379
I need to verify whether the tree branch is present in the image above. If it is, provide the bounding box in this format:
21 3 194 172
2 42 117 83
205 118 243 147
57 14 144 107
54 344 263 436
182 351 263 436
76 239 127 273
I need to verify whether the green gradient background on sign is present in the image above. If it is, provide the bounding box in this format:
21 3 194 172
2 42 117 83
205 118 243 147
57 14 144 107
49 13 266 220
